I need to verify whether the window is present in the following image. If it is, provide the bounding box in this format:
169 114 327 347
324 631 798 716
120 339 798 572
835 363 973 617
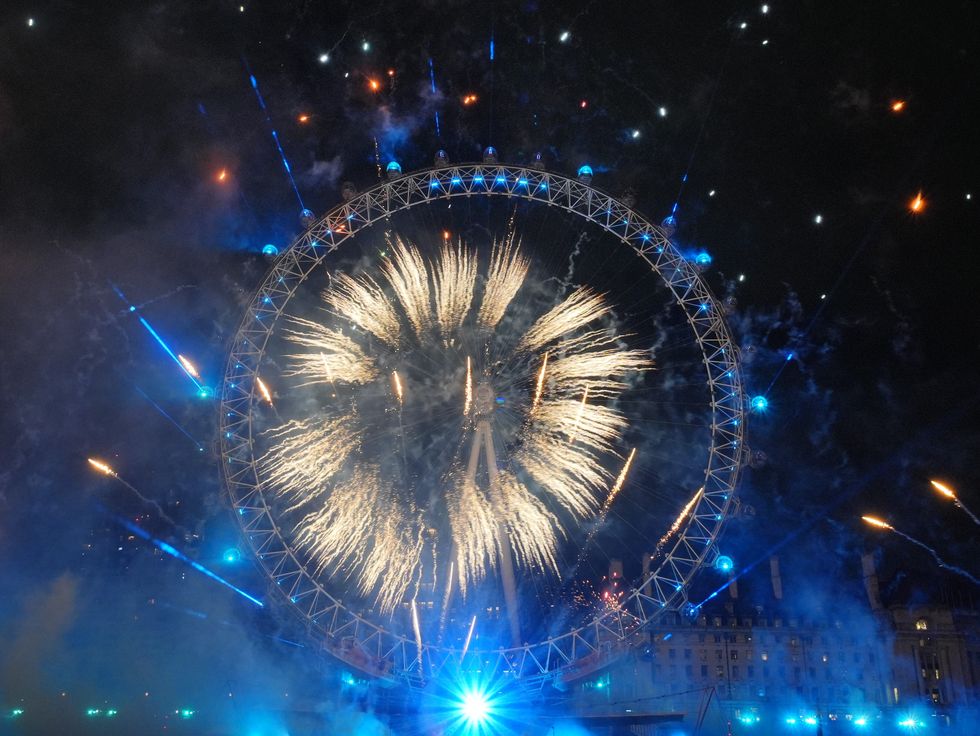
747 665 755 678
685 665 693 677
916 618 929 631
701 665 708 677
731 651 739 660
714 634 722 643
716 650 723 661
668 648 676 659
761 651 769 662
684 648 692 659
822 654 829 663
732 665 740 679
716 665 724 678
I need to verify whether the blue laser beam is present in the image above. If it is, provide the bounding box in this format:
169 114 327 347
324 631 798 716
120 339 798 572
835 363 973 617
428 58 442 137
133 385 205 451
115 515 264 608
112 284 203 392
243 59 306 211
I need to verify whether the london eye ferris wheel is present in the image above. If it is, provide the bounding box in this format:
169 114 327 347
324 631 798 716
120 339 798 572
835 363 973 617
219 155 746 689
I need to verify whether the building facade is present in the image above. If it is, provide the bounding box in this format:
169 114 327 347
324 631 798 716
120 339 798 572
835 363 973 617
569 556 980 734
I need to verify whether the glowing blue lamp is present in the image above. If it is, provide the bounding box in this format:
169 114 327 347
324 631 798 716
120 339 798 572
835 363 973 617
577 164 593 178
715 555 734 573
750 395 768 412
223 547 241 564
262 244 279 257
459 688 490 726
386 161 402 174
694 251 712 266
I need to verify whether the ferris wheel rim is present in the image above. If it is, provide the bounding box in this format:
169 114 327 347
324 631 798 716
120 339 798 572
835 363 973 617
218 162 746 686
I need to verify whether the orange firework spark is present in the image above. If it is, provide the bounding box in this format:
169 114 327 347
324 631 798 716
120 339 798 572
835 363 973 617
216 169 228 183
255 376 274 406
298 114 310 123
462 94 478 105
861 515 892 530
930 479 955 499
87 458 115 476
368 79 380 92
909 192 926 213
392 370 403 404
890 99 906 113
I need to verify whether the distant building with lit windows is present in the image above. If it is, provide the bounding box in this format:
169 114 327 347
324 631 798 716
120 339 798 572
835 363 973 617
570 555 980 734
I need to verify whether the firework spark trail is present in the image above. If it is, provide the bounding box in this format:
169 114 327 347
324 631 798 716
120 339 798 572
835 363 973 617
461 615 477 659
602 448 637 516
548 349 653 397
293 465 421 613
382 238 432 337
177 354 201 379
497 471 561 574
538 399 626 454
656 487 704 552
573 450 637 572
518 287 609 353
255 376 274 406
411 599 424 664
393 371 404 404
891 528 980 586
323 273 401 345
433 243 477 339
477 237 528 329
437 560 455 642
448 474 500 598
281 317 377 385
259 418 361 512
464 357 473 416
87 458 182 530
567 387 590 442
931 480 980 525
532 353 549 411
516 435 609 518
862 516 980 586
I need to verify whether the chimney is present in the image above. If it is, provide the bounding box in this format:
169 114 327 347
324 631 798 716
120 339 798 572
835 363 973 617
728 571 739 600
609 559 623 580
769 556 783 600
862 553 883 611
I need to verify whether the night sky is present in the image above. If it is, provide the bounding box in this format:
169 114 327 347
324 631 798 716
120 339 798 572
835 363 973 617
1 0 979 732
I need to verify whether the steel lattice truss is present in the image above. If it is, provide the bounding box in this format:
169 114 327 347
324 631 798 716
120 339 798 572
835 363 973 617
219 163 746 688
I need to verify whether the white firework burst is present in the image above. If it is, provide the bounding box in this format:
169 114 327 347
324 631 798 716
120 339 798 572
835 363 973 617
257 234 652 614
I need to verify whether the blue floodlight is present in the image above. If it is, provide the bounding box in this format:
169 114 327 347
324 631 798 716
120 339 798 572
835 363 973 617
715 555 734 572
459 688 491 726
577 165 593 178
854 716 869 727
386 161 402 174
694 251 712 266
750 395 768 412
262 244 279 257
803 716 818 726
223 547 241 564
